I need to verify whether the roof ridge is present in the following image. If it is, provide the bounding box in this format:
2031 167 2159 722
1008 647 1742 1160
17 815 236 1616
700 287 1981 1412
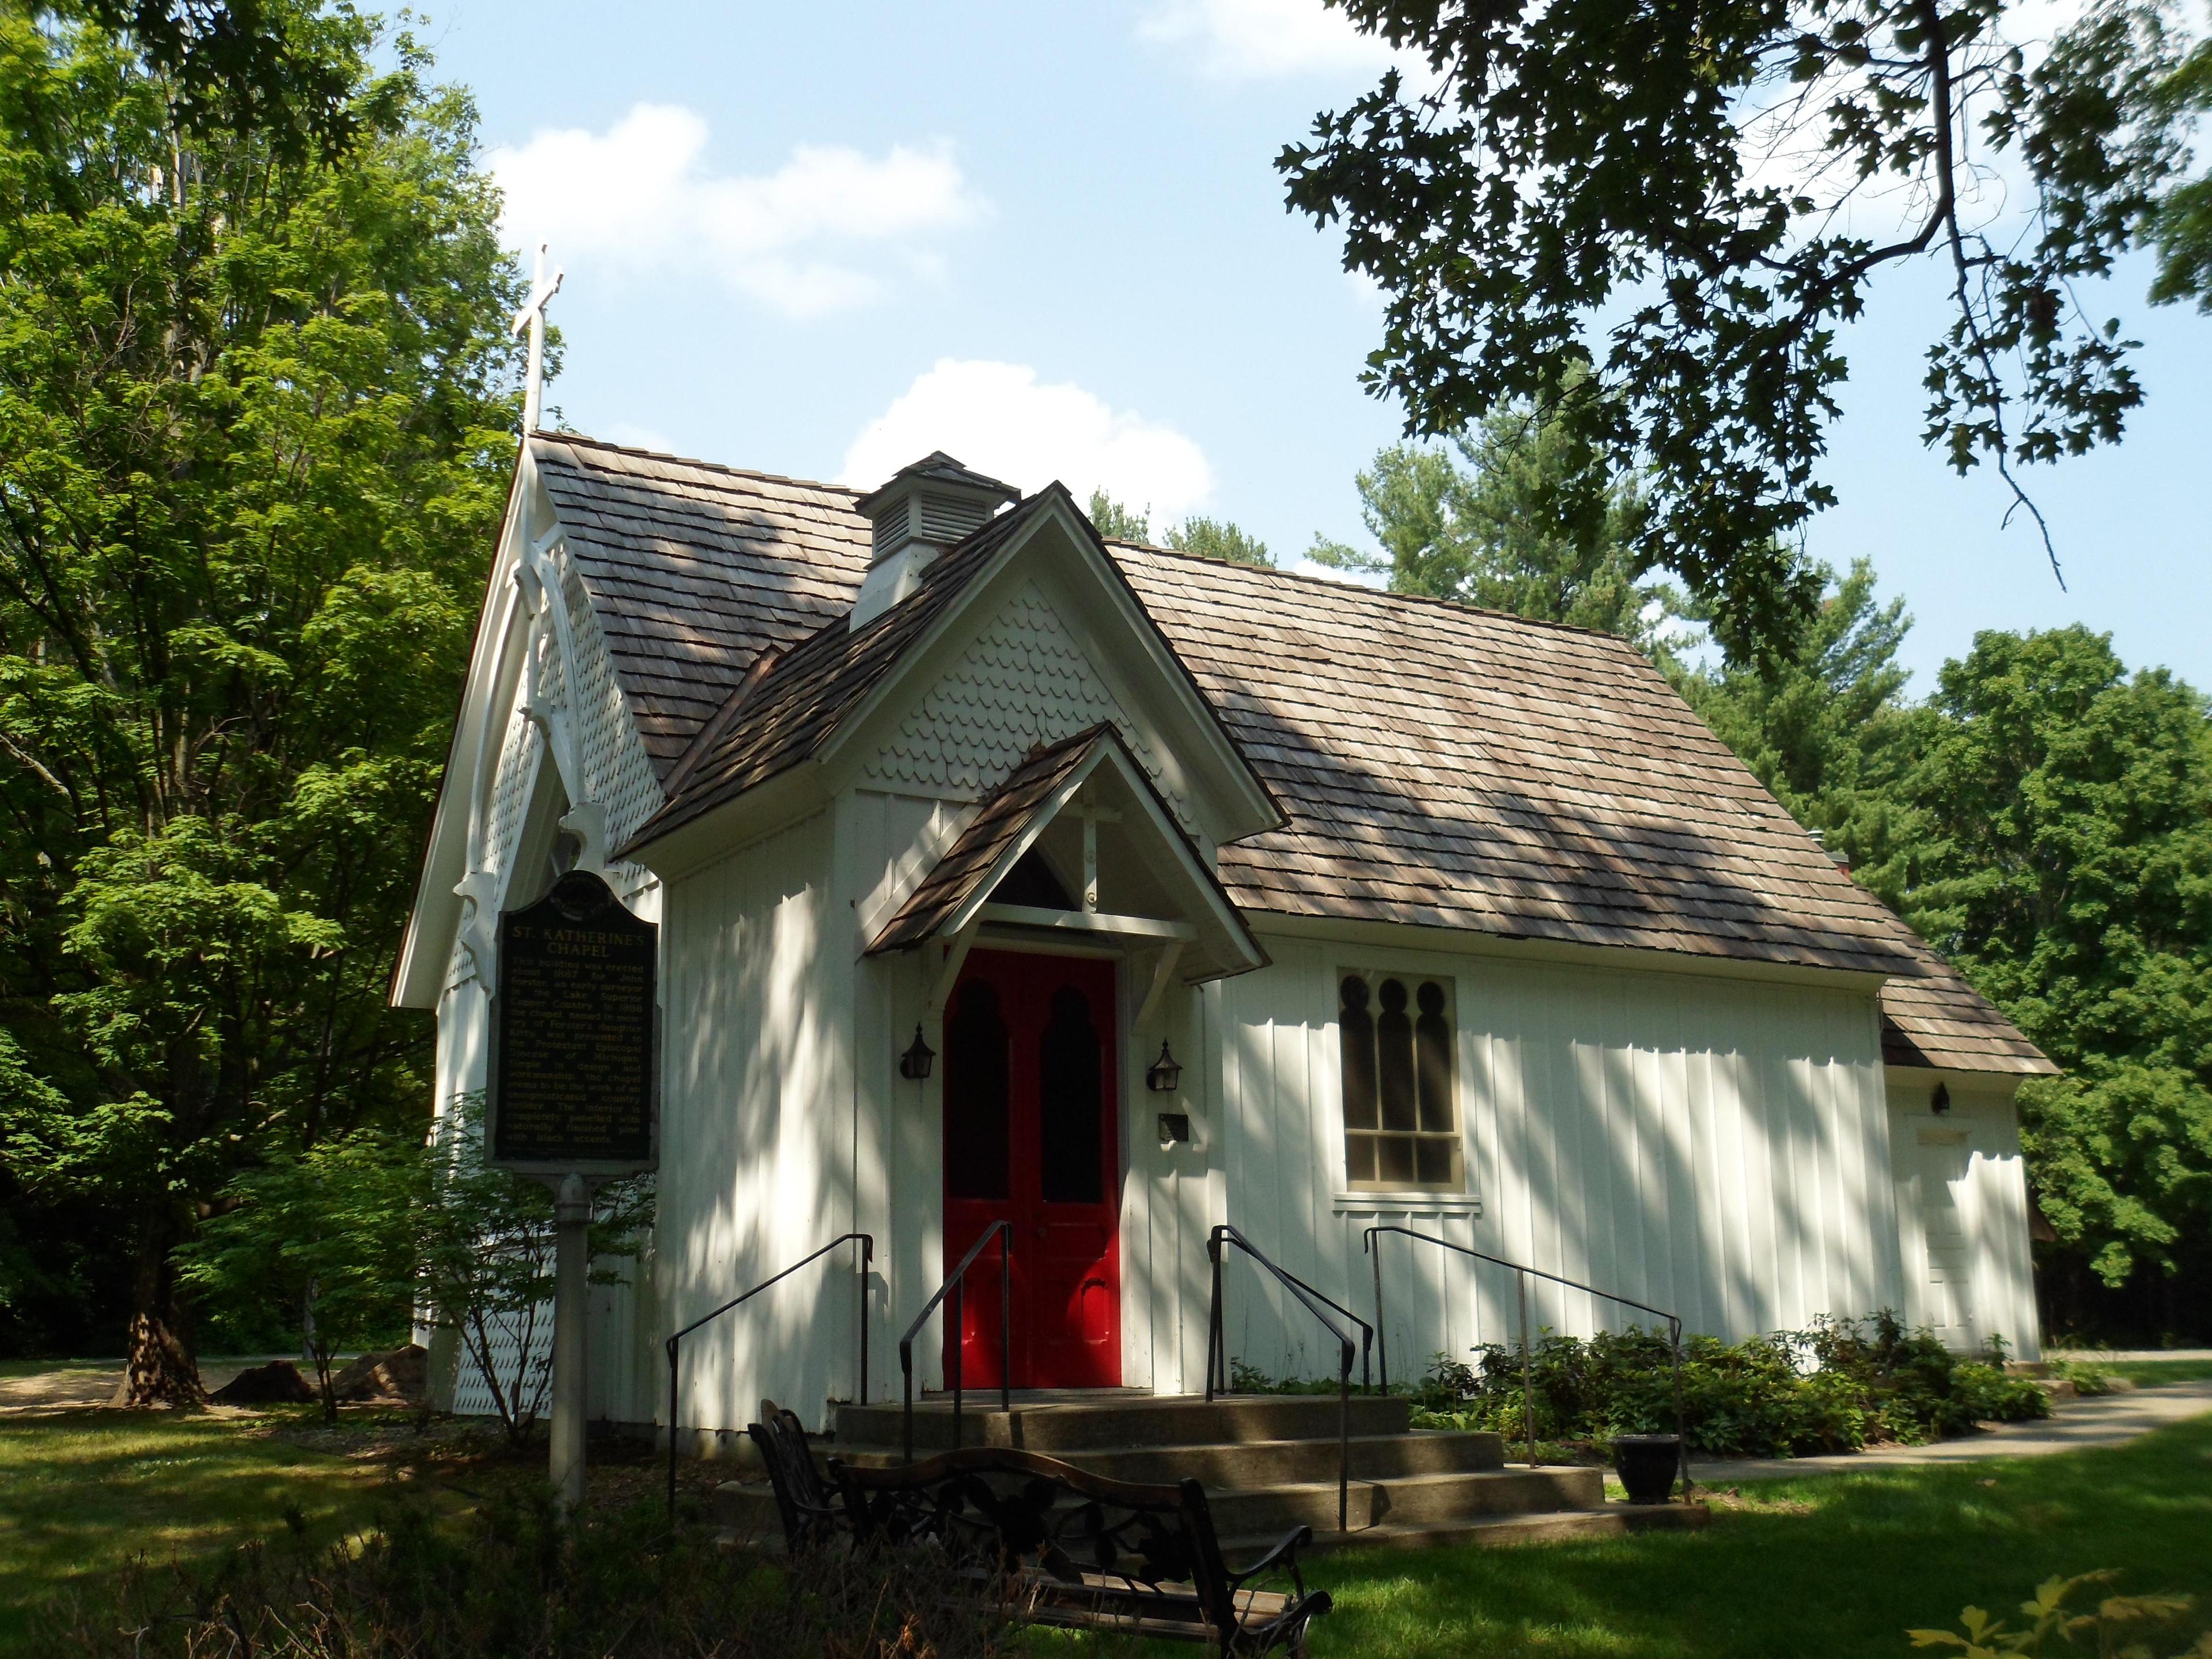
659 642 785 802
532 429 861 499
1104 537 1650 648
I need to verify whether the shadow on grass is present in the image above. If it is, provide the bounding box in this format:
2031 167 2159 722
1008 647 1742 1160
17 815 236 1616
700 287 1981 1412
0 1410 397 1646
1035 1415 2212 1658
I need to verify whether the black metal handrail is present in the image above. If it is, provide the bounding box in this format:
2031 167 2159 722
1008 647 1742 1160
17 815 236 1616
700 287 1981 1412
1204 1222 1373 1532
898 1218 1012 1463
1362 1225 1691 1497
664 1231 872 1514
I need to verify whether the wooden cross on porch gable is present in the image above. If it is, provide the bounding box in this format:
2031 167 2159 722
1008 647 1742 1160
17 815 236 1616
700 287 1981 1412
512 241 563 433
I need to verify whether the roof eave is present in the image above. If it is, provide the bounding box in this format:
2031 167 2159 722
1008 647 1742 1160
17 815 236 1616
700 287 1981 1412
622 763 827 885
390 442 539 1010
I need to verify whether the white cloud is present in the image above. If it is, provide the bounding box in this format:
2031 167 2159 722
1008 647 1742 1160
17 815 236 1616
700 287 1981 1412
490 106 985 319
1136 0 1396 80
840 360 1214 521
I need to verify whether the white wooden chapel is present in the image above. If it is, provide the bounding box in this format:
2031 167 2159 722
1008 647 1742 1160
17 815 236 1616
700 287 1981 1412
393 430 2054 1437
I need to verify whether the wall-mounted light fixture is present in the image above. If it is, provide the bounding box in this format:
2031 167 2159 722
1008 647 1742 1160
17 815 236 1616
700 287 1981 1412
899 1024 935 1081
1931 1081 1951 1115
1145 1040 1181 1094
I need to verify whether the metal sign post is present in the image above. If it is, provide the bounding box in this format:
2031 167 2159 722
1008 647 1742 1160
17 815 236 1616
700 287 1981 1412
548 1172 592 1513
487 869 660 1517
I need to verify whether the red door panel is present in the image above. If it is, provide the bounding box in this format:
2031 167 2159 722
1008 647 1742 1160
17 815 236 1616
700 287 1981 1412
942 950 1120 1389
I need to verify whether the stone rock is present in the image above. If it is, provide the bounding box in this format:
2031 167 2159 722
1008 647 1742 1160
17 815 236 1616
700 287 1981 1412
210 1359 316 1405
331 1343 429 1404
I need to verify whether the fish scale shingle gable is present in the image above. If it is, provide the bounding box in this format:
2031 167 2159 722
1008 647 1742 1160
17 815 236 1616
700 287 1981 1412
527 431 2052 1078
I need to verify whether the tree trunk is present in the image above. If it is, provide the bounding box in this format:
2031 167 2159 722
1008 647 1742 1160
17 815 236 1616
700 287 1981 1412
112 1225 204 1408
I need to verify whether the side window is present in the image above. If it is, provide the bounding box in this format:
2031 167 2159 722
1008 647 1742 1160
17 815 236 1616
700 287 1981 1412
1339 971 1462 1191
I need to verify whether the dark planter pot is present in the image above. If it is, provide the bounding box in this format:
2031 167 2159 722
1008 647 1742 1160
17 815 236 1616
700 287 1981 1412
1611 1434 1682 1505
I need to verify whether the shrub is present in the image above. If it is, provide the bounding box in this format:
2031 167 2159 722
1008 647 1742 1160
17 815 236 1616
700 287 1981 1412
24 1493 1019 1658
1907 1569 2206 1656
2046 1357 2117 1396
1412 1310 2048 1458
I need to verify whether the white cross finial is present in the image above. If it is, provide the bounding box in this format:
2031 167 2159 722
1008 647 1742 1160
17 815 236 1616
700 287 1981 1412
511 241 564 434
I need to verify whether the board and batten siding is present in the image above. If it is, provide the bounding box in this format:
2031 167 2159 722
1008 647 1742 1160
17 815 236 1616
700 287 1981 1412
1884 1076 2041 1359
1210 927 1907 1383
656 809 859 1438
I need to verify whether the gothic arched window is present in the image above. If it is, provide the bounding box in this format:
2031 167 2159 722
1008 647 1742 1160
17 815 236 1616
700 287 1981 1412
1339 970 1463 1192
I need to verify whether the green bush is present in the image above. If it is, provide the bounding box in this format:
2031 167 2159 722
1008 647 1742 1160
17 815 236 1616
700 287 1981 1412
23 1493 1017 1658
2046 1357 2118 1396
1907 1569 2206 1656
1412 1311 2048 1458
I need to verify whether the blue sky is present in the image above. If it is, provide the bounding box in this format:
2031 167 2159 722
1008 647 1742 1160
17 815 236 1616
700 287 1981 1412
419 0 2211 693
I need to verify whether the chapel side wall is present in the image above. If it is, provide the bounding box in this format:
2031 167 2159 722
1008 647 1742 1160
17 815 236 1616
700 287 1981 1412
1213 929 1906 1380
1884 1074 2043 1359
656 810 856 1438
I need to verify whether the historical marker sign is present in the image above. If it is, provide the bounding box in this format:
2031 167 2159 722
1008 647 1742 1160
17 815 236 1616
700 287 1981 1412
488 869 659 1176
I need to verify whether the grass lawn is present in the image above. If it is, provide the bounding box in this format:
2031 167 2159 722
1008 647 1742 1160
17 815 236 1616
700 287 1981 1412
0 1410 403 1645
5 1400 2207 1658
1039 1412 2212 1658
2104 1358 2212 1388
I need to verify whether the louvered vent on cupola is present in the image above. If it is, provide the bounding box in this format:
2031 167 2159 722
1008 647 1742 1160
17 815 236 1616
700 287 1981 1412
870 497 911 560
850 452 1020 631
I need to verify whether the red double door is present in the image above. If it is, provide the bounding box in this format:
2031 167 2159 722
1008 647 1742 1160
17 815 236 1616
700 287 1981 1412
941 949 1121 1389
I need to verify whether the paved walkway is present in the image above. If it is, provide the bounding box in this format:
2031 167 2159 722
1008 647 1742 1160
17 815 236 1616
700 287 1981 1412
0 1356 309 1414
1688 1377 2212 1484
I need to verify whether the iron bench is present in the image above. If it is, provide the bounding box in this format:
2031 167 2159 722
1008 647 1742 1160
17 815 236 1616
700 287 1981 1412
743 1404 1332 1656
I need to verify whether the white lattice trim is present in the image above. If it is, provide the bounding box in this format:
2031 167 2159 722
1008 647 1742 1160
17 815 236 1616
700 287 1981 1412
449 1299 552 1419
558 551 664 851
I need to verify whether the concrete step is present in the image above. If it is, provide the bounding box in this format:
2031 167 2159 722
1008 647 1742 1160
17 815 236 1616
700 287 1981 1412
1049 1429 1506 1487
833 1392 1410 1453
718 1466 1644 1552
1221 1500 1710 1558
1201 1464 1603 1537
778 1429 1502 1486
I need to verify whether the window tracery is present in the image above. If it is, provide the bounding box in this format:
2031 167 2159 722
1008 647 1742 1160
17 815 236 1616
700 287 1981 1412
1339 971 1462 1191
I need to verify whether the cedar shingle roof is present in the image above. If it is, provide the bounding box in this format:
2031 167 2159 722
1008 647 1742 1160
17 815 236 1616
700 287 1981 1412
532 434 870 771
533 433 2051 1077
1877 935 2057 1075
619 493 1048 850
1114 549 1908 967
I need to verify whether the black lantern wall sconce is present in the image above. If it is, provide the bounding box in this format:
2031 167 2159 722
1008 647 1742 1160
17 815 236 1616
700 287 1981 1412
899 1024 935 1081
1931 1081 1950 1115
1145 1040 1181 1094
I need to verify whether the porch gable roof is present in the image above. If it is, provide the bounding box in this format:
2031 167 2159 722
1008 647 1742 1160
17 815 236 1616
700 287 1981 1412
868 722 1267 984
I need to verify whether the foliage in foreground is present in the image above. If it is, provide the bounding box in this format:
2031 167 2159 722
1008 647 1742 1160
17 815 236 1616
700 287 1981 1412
1410 1313 2048 1458
1910 1569 2209 1657
173 1093 652 1442
24 1494 1020 1659
1283 0 2212 657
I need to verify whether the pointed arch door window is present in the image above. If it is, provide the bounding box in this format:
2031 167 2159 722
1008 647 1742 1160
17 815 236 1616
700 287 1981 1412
1339 971 1463 1191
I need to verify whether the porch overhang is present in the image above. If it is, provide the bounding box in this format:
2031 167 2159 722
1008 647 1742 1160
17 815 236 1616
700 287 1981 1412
867 723 1266 986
